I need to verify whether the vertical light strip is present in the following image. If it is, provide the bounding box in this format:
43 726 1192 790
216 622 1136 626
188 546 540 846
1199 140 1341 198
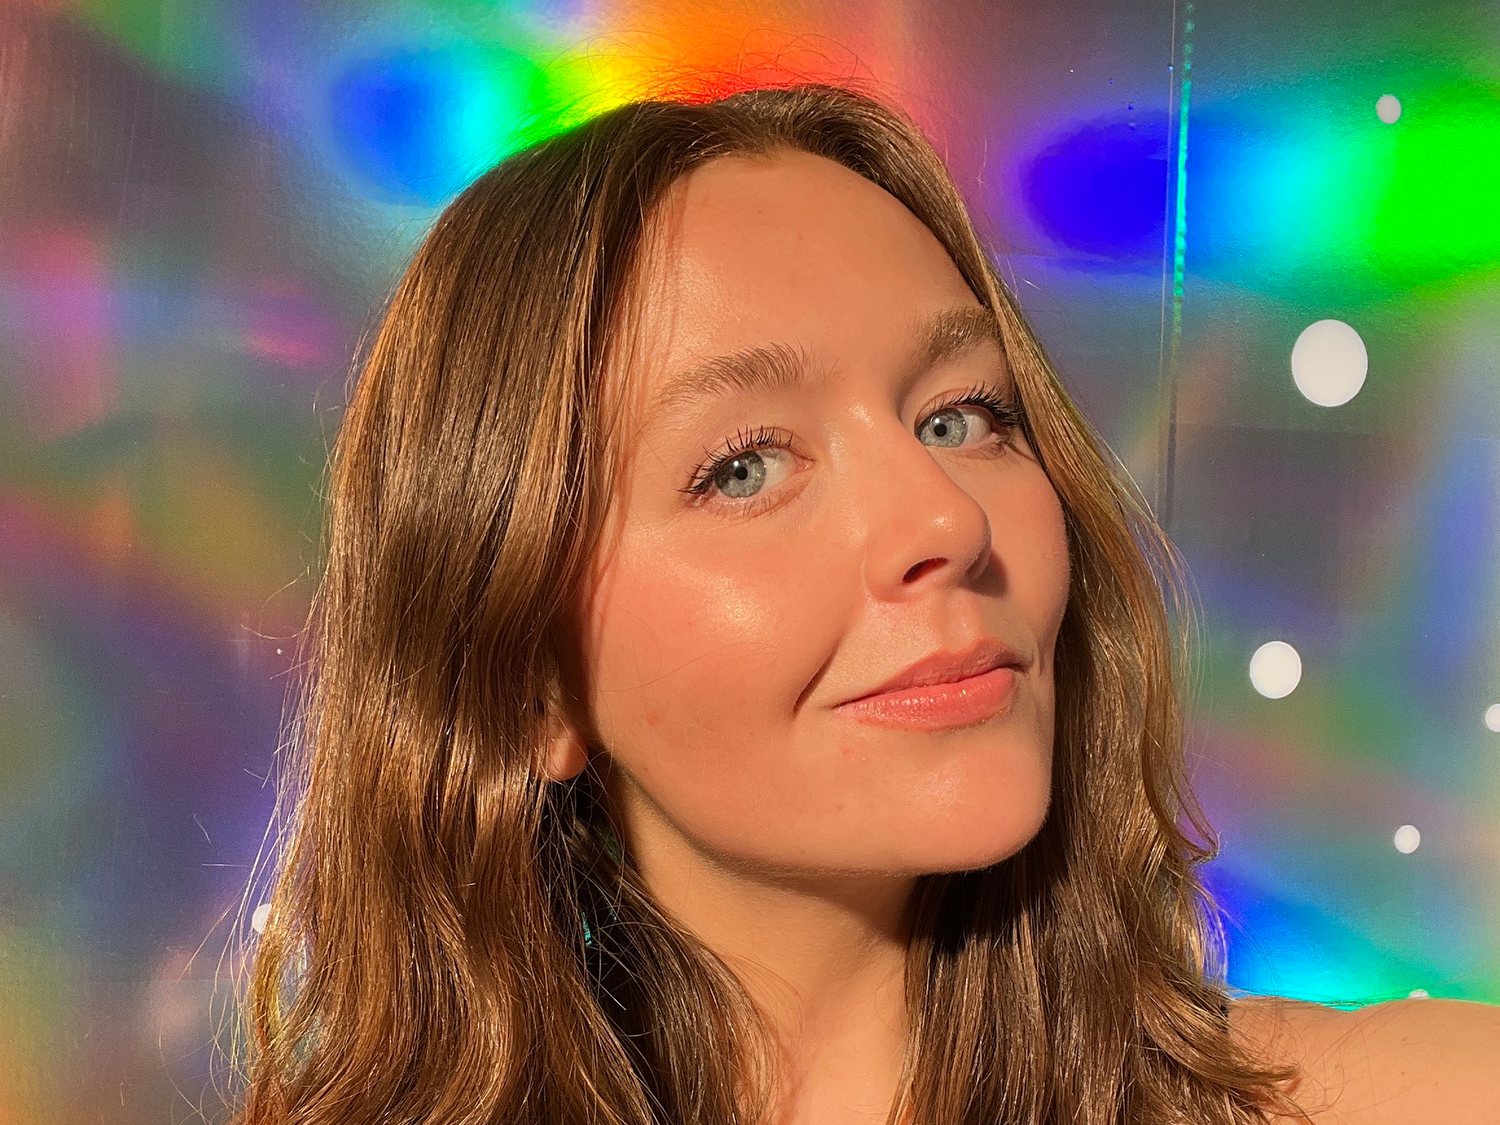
1172 5 1194 337
1159 2 1194 531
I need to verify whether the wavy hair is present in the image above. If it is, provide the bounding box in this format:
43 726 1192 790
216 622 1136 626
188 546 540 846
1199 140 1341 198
233 82 1308 1125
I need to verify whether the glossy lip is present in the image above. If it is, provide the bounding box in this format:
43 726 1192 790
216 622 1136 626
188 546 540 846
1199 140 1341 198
834 635 1027 707
833 664 1019 730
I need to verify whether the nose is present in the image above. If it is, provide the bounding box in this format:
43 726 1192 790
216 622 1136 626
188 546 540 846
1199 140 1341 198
853 424 994 600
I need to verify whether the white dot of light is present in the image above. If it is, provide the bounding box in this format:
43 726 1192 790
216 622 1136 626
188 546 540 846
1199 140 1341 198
1249 641 1302 699
251 903 273 934
1376 94 1402 124
1291 320 1368 407
1485 703 1500 732
1394 824 1421 854
1409 988 1429 998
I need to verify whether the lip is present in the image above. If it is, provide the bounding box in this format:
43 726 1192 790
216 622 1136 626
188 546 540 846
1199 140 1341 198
837 635 1027 706
833 664 1020 730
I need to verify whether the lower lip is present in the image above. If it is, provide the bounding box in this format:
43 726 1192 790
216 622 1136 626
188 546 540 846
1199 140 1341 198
834 664 1019 730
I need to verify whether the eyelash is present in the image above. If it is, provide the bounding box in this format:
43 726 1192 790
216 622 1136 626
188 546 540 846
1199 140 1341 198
678 382 1026 503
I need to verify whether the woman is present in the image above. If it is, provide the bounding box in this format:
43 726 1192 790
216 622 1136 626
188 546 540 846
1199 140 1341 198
236 82 1499 1125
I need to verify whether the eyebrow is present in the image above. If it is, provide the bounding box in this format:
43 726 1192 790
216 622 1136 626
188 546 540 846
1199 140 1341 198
645 306 1005 428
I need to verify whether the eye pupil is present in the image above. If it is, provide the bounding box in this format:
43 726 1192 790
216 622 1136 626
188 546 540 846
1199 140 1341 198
920 406 970 448
714 452 767 498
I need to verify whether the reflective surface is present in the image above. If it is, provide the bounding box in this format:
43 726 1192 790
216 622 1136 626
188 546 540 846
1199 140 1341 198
1 1 1496 1120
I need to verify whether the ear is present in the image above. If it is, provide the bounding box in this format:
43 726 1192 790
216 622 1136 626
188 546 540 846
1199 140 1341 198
539 635 593 783
539 674 590 783
543 720 589 783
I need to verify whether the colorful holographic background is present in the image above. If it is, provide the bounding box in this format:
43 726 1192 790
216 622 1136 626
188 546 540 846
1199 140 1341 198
1 0 1497 1120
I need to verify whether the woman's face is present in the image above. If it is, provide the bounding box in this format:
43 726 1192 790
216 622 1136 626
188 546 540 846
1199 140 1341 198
569 149 1071 878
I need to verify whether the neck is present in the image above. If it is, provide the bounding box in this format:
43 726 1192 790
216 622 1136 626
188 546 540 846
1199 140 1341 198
620 792 915 1125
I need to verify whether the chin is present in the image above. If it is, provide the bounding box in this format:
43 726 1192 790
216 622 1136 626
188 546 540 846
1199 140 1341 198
915 831 1045 876
905 793 1053 875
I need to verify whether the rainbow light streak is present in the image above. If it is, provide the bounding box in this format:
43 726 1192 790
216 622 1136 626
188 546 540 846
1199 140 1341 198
317 40 883 204
1161 3 1192 528
1172 8 1192 329
1187 70 1500 297
1206 863 1429 1007
325 38 610 204
1019 63 1499 304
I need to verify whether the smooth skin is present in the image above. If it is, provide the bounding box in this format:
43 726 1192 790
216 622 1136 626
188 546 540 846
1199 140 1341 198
544 149 1500 1124
1231 996 1500 1124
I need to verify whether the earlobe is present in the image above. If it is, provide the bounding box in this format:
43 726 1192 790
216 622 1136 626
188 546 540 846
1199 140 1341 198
538 664 591 783
543 727 589 783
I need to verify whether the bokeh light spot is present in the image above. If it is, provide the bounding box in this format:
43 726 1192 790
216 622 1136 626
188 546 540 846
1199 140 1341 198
1484 702 1500 732
1376 94 1402 124
251 903 273 934
1249 640 1303 699
1291 319 1368 407
1393 824 1421 854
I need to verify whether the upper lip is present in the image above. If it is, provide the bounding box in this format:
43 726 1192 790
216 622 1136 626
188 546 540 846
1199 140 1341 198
836 636 1026 706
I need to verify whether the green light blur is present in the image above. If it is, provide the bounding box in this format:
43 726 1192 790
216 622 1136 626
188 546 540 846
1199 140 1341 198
1200 70 1500 298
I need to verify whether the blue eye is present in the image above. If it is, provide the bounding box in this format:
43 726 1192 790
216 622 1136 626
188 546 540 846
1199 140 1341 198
681 424 794 502
680 383 1024 508
919 404 993 447
918 384 1025 450
707 447 796 500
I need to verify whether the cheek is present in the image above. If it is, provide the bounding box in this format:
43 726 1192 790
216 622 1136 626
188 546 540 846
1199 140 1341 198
1000 465 1072 653
1013 474 1068 759
583 524 846 824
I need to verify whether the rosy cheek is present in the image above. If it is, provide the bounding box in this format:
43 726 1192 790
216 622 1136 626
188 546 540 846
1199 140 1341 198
589 533 835 781
591 557 747 718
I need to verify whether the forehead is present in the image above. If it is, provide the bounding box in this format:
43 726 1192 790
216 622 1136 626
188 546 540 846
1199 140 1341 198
607 149 982 420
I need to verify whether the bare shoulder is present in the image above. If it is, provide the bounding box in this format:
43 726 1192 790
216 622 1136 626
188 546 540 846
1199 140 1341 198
1228 993 1500 1124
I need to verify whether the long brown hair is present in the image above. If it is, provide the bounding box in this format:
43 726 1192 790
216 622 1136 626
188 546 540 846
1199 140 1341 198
233 81 1308 1125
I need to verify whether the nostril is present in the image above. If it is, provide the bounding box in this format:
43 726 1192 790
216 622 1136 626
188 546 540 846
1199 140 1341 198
903 557 945 583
